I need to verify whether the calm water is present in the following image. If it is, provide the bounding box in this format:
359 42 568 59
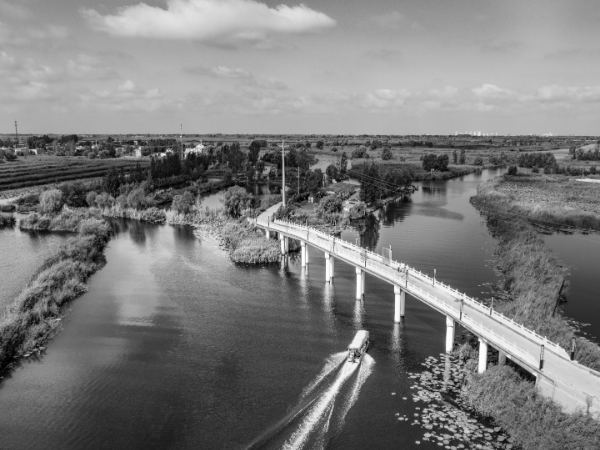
0 225 67 308
544 233 600 342
0 168 594 449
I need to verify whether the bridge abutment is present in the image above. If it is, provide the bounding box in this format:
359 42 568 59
445 316 455 352
478 338 488 373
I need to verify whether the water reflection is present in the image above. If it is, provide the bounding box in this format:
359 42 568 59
322 282 336 330
353 299 364 329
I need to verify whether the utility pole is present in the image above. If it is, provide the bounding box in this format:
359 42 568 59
180 123 183 158
281 139 286 206
14 120 18 144
297 166 300 195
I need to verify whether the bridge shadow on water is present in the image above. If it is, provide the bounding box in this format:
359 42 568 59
246 352 374 450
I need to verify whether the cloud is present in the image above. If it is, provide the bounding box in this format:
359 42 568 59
0 21 69 48
183 64 288 90
183 65 253 78
369 11 420 31
365 48 403 62
66 53 121 81
78 80 177 112
82 0 336 44
479 39 521 53
0 1 31 20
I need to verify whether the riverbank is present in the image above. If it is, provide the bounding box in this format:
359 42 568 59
471 175 600 371
0 218 110 374
19 208 103 232
351 161 485 182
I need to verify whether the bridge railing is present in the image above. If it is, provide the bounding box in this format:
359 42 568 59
268 218 571 360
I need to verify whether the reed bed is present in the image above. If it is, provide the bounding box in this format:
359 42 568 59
0 219 110 372
460 365 600 450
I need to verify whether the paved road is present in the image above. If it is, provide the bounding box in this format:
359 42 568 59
256 205 600 415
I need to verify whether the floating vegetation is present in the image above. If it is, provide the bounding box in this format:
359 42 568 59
404 354 515 450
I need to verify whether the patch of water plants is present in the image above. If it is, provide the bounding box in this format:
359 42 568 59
402 353 515 450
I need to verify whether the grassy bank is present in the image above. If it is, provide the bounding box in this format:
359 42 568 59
351 161 483 182
0 218 110 372
460 363 600 450
168 207 284 264
476 173 600 232
471 177 600 370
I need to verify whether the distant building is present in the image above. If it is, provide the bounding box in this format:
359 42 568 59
184 143 206 157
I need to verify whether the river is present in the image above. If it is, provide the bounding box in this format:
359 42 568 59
0 168 593 449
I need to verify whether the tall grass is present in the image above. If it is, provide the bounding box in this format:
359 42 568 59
460 365 600 450
101 205 167 224
0 219 110 372
472 179 600 370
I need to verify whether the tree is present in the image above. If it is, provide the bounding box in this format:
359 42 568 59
422 153 438 171
325 164 339 182
459 149 466 164
316 140 324 150
221 186 253 218
358 163 384 204
172 191 195 215
339 152 348 173
452 149 458 164
473 156 484 166
305 169 323 196
39 189 64 214
127 188 146 210
381 147 393 160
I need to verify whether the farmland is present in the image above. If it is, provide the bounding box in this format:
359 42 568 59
0 156 149 192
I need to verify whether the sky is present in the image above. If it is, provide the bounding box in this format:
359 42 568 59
1 0 600 135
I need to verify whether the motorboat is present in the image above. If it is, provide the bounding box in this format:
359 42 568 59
347 330 369 363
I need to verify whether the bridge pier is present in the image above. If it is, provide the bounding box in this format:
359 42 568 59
356 268 363 299
280 235 288 255
301 241 308 267
478 338 488 373
445 316 455 352
265 229 271 240
498 350 507 366
394 286 405 323
325 252 334 282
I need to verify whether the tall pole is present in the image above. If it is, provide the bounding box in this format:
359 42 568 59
297 166 300 195
180 123 183 158
282 139 286 206
14 120 18 144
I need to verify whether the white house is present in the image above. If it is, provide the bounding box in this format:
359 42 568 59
184 143 205 157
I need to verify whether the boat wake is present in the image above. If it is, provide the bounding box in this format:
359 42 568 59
247 353 374 450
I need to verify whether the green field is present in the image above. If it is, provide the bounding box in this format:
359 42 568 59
0 156 149 191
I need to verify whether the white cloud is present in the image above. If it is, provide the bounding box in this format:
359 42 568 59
369 11 420 31
0 1 31 20
82 0 335 44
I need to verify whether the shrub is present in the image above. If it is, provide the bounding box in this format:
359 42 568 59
138 207 166 223
317 195 343 214
127 187 146 209
507 165 518 176
0 212 15 227
39 189 64 214
531 165 539 173
381 147 393 160
86 191 97 207
172 191 195 215
94 192 114 209
473 156 484 166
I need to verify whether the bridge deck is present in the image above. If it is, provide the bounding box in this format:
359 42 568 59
256 204 600 415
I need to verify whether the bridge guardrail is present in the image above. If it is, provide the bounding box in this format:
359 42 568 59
267 218 572 361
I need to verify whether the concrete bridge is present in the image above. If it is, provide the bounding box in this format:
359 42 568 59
255 204 600 416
